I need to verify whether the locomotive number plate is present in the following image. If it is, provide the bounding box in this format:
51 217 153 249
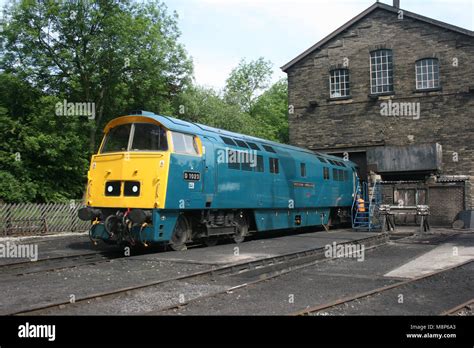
184 171 201 181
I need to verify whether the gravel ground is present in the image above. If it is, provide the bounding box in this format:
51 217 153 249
316 261 473 315
0 259 211 314
158 234 473 316
3 228 471 316
1 228 382 314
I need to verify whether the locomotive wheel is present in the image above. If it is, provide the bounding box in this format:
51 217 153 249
233 214 248 244
170 215 190 251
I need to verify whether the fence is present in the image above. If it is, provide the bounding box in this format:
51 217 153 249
0 201 90 236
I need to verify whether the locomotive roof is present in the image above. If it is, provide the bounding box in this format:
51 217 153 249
110 111 354 166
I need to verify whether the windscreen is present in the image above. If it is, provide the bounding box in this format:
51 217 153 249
100 123 168 153
101 124 131 153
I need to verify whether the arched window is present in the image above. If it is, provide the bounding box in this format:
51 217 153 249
370 49 394 94
329 69 350 98
416 58 440 90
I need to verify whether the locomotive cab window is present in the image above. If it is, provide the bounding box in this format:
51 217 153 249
101 123 169 153
131 123 168 152
172 132 199 155
101 123 132 153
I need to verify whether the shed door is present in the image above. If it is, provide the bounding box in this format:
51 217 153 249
428 186 464 226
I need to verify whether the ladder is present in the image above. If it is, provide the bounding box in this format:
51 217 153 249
352 180 382 231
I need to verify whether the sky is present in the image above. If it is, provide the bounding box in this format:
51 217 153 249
1 0 473 90
165 0 474 90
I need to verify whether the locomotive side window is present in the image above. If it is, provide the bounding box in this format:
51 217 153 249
256 155 264 172
131 123 168 151
228 150 240 170
300 163 306 177
101 124 132 153
247 142 260 151
269 158 279 174
172 132 199 155
221 136 237 146
323 167 330 180
234 139 249 148
263 145 276 153
332 169 347 181
317 156 327 163
241 151 252 171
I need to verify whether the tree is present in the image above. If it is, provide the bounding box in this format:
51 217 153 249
0 73 90 202
175 85 260 136
224 57 273 113
250 78 289 143
1 0 193 151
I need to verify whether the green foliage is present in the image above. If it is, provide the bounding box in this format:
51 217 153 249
0 74 90 203
0 0 192 202
175 86 259 136
224 57 273 113
0 2 289 203
1 0 193 150
250 78 289 143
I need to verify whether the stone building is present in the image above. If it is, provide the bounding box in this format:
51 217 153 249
282 1 474 226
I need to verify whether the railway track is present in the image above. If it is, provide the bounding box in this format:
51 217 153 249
291 259 473 316
6 233 388 315
0 250 129 277
442 299 474 316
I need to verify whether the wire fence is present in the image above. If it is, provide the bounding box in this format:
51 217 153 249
0 201 90 236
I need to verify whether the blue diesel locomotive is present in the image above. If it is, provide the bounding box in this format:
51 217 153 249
78 111 358 250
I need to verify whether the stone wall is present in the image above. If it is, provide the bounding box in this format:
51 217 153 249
286 7 474 210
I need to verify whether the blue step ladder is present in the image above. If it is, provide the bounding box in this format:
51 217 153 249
352 180 382 231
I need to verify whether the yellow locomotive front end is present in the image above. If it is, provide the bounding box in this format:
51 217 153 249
85 116 171 210
78 115 172 244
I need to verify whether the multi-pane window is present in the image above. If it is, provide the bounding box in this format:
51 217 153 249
370 49 394 94
329 69 350 98
416 58 440 90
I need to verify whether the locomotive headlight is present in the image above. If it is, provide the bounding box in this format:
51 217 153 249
124 181 140 196
104 181 121 196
